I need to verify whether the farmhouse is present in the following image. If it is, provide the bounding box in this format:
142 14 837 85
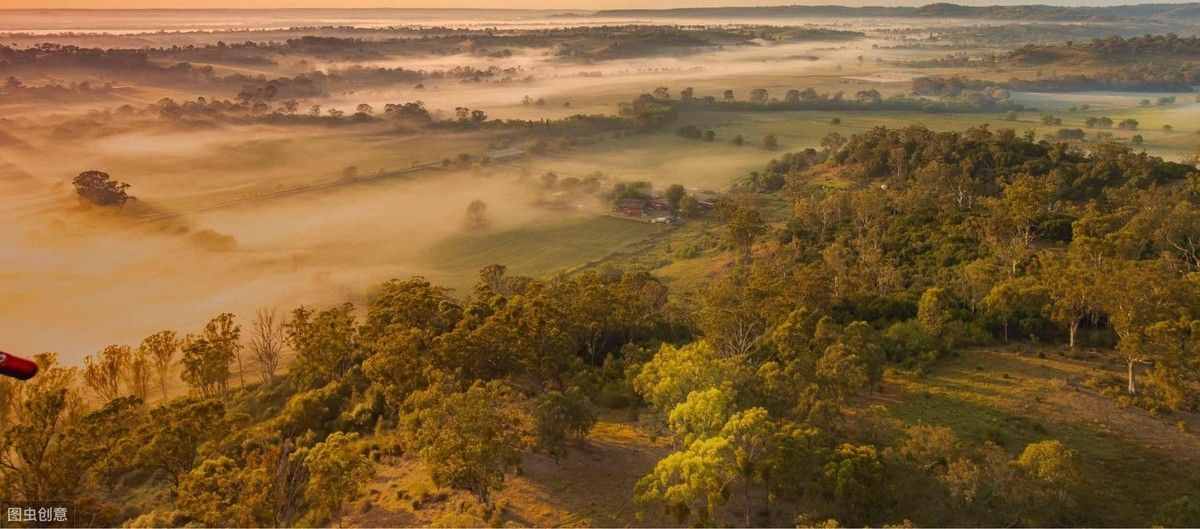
615 198 648 217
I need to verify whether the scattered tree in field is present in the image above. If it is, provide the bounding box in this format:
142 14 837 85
73 170 133 206
750 88 769 104
465 199 489 229
763 134 780 150
664 184 687 213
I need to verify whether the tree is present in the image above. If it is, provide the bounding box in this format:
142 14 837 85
1145 316 1200 410
763 134 780 151
917 287 955 339
728 206 767 263
465 199 489 229
823 444 888 526
635 435 737 525
1014 440 1081 524
141 330 180 400
83 345 130 403
177 455 272 527
304 432 374 527
668 387 736 446
73 170 133 206
679 195 702 218
249 308 286 383
402 380 526 507
180 313 240 399
533 387 597 462
136 398 226 489
1042 255 1099 348
981 276 1049 343
720 408 777 527
664 184 686 213
0 354 91 503
1104 262 1181 394
634 341 737 414
983 173 1055 277
124 346 153 402
821 132 847 153
286 304 358 390
697 273 773 357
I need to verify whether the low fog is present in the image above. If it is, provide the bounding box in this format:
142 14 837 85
0 11 1114 364
0 118 604 361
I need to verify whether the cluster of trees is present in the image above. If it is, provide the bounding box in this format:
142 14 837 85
650 84 1022 114
730 125 1200 410
0 268 682 526
0 76 121 102
1004 66 1200 93
1005 35 1200 91
0 43 523 98
1077 34 1200 59
72 170 133 206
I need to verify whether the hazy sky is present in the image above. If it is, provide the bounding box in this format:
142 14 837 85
4 0 1193 9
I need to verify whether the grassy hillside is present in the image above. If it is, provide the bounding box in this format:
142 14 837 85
879 347 1200 526
328 347 1199 528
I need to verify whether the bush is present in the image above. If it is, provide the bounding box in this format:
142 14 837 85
1155 495 1200 527
533 387 598 461
883 320 943 366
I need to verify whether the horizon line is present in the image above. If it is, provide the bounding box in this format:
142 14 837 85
3 1 1199 10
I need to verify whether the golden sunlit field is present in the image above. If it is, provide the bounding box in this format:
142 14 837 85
3 6 1200 529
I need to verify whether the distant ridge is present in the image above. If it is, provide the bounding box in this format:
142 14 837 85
593 2 1200 21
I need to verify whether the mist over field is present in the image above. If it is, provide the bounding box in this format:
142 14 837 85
3 6 1200 529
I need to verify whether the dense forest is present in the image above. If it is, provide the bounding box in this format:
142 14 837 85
3 124 1199 527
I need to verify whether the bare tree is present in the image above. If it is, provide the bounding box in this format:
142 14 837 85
249 307 286 383
83 345 130 403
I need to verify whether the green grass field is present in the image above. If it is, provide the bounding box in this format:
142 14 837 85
422 215 663 292
880 346 1200 525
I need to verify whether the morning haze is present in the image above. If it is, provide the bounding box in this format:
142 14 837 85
1 2 1199 528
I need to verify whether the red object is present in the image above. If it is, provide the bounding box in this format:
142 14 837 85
0 351 38 380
